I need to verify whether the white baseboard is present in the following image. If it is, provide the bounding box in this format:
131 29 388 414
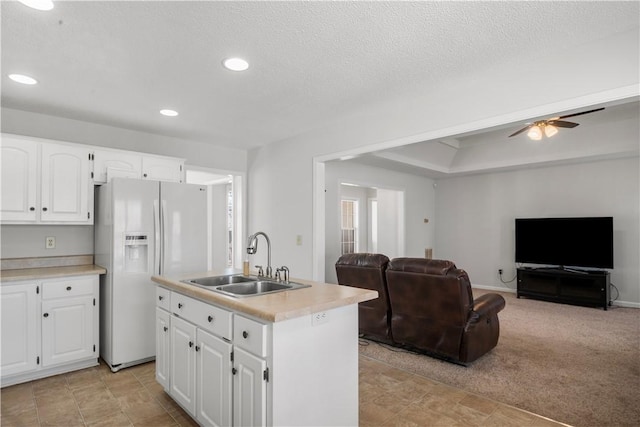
472 284 516 293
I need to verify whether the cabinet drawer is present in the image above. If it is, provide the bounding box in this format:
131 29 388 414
42 276 96 299
234 315 268 357
156 286 171 310
171 293 232 341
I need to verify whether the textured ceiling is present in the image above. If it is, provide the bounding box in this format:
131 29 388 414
1 1 639 151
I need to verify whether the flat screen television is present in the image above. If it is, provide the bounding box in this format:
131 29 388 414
515 217 613 269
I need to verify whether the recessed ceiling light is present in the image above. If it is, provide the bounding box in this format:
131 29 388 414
223 57 249 72
160 109 179 117
9 74 38 85
18 0 54 11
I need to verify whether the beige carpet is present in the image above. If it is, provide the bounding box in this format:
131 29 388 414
358 290 640 427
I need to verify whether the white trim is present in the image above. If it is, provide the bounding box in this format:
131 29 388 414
312 160 325 282
314 86 639 164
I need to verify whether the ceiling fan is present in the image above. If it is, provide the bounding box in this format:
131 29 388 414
509 107 605 140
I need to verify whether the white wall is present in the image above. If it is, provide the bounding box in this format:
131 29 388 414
248 28 638 282
1 225 93 258
434 157 639 306
210 183 229 270
376 188 405 260
323 161 435 283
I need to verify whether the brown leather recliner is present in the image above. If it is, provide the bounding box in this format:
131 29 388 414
335 253 392 343
386 258 506 364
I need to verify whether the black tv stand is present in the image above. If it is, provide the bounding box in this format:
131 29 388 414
517 267 610 310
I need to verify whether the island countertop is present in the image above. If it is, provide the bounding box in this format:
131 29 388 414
151 270 377 323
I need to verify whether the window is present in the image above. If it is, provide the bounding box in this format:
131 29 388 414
341 199 358 254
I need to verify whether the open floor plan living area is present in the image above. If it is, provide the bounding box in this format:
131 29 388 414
1 1 639 426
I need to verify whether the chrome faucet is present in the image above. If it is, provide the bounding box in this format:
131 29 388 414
275 266 290 283
247 231 272 278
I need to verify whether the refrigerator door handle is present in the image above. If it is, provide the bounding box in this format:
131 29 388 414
162 199 168 275
154 199 161 275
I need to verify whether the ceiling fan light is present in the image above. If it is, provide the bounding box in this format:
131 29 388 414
544 124 558 138
527 125 543 141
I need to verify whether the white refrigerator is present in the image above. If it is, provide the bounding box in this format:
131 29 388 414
95 178 208 372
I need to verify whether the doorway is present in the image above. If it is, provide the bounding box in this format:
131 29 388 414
185 167 245 271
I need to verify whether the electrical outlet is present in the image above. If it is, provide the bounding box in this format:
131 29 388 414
312 311 329 325
45 236 56 249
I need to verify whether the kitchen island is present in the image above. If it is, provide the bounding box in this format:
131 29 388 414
152 271 377 427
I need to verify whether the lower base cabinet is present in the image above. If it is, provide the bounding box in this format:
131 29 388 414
1 275 100 387
197 328 232 427
155 285 359 427
0 282 38 378
233 347 266 427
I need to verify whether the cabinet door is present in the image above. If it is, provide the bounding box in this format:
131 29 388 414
170 315 197 415
142 156 183 183
0 137 38 222
155 307 171 391
197 329 232 427
233 347 267 427
0 283 39 377
93 149 142 183
41 295 95 367
40 143 91 222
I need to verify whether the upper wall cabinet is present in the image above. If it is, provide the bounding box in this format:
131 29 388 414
41 143 91 223
0 137 38 222
1 134 93 224
141 156 184 183
92 149 142 182
93 149 184 184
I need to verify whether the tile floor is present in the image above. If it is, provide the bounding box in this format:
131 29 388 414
1 356 565 427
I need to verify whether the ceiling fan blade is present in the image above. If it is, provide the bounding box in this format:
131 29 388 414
548 120 579 128
557 107 605 120
509 124 533 137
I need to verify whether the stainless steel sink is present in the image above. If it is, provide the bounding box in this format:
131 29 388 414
182 274 255 287
181 274 311 297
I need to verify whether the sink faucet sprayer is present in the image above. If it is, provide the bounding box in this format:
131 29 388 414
247 231 272 278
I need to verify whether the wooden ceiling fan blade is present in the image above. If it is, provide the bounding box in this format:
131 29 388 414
549 120 579 128
509 125 532 137
557 107 605 120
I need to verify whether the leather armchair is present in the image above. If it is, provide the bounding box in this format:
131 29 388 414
335 253 392 343
385 258 505 364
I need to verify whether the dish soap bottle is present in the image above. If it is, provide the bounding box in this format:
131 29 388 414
243 258 250 276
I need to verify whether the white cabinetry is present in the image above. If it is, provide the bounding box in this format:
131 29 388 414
0 138 38 221
0 275 100 387
41 277 97 366
92 149 142 182
157 288 233 427
0 282 39 377
142 156 184 182
233 314 268 427
93 149 184 184
155 285 359 427
0 134 93 224
40 142 91 223
170 315 198 414
155 287 172 391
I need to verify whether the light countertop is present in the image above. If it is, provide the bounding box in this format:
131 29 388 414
152 270 377 323
1 264 107 282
